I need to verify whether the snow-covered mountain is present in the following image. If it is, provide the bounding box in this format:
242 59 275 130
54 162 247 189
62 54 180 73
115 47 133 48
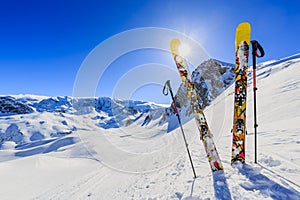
0 96 166 146
0 53 300 199
0 58 234 144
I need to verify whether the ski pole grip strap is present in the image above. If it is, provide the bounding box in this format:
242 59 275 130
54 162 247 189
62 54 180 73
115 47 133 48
251 40 265 58
162 85 168 96
163 80 171 96
255 41 265 58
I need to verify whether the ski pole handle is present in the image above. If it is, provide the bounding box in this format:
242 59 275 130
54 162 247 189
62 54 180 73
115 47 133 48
251 40 265 58
166 80 172 90
163 80 179 115
162 80 170 96
163 80 173 96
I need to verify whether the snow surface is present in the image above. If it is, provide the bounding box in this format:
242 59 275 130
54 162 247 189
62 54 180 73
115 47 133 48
0 54 300 199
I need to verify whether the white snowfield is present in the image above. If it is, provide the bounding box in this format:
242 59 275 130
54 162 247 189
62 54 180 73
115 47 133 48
0 54 300 199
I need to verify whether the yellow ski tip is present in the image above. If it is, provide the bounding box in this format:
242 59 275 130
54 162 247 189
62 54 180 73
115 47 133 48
236 22 251 49
236 22 251 36
170 38 181 56
237 22 250 29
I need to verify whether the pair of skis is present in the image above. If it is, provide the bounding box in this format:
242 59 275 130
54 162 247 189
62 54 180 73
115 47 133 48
169 22 264 173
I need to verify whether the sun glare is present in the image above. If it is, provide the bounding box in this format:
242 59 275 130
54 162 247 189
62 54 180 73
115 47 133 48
178 42 191 58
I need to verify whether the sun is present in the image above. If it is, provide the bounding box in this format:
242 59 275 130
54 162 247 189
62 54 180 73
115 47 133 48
178 42 191 58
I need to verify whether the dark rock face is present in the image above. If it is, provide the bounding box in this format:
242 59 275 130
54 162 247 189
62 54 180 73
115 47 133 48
0 96 34 116
191 59 235 107
173 59 234 111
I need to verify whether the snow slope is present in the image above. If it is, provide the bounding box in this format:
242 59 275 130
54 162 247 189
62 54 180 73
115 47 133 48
0 54 300 199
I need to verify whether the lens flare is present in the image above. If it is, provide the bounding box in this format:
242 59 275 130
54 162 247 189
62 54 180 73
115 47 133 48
178 43 190 58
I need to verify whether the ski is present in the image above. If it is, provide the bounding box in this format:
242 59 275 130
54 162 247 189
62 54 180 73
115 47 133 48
170 38 223 172
231 22 251 164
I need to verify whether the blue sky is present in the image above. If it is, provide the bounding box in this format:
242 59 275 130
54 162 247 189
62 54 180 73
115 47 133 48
1 0 299 103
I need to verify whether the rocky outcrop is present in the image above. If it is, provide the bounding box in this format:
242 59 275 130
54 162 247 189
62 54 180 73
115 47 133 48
0 96 34 116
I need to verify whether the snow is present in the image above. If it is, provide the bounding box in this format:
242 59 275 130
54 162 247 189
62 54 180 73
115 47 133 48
0 54 300 199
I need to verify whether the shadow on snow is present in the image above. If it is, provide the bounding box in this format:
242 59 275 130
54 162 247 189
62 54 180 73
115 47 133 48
15 137 77 157
213 170 232 200
239 164 300 199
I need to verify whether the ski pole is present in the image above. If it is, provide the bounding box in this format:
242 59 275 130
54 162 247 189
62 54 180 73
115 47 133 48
163 80 197 179
250 40 265 164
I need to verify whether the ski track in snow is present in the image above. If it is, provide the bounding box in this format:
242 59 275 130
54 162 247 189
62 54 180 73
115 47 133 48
0 54 300 199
